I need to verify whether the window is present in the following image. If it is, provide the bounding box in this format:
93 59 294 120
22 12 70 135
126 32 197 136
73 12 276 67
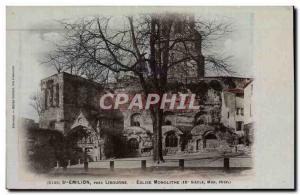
44 89 48 109
236 121 243 131
49 121 56 129
88 136 93 144
165 132 178 147
49 86 54 106
131 113 142 127
55 84 59 107
241 108 244 116
227 112 230 118
250 104 252 117
236 108 240 115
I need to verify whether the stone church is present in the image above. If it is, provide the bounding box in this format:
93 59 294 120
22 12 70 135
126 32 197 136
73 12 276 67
38 72 252 162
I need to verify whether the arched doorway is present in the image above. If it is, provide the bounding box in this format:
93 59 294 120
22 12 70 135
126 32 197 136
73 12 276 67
196 139 202 150
127 138 139 156
203 132 218 149
165 132 178 147
66 125 97 163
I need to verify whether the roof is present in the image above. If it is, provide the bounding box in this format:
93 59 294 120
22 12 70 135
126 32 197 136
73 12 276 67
224 88 244 94
41 72 103 89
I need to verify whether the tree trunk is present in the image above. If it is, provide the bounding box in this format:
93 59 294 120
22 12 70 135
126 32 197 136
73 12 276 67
151 107 164 163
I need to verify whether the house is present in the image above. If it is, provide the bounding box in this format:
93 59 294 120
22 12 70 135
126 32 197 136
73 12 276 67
221 88 244 132
220 78 254 145
243 80 254 145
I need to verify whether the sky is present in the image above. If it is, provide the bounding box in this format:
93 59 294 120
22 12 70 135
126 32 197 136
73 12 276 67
7 7 254 121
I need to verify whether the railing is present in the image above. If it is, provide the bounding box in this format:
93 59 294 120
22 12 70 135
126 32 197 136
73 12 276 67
55 155 252 171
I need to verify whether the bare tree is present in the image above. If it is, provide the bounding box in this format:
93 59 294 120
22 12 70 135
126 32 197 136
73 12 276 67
43 13 233 163
30 91 43 118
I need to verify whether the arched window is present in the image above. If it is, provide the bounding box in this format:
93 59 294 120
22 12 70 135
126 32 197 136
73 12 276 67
131 113 142 127
165 132 178 147
128 138 139 152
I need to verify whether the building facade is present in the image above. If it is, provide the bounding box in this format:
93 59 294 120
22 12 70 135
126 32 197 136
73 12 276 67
243 80 254 145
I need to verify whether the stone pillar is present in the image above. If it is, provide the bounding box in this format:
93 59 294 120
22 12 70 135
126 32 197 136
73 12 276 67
141 160 146 170
110 161 114 171
179 159 184 170
139 141 142 156
84 161 88 170
224 158 230 170
194 139 199 152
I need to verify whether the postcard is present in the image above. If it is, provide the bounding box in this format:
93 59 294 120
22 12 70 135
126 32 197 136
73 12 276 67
6 6 294 189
